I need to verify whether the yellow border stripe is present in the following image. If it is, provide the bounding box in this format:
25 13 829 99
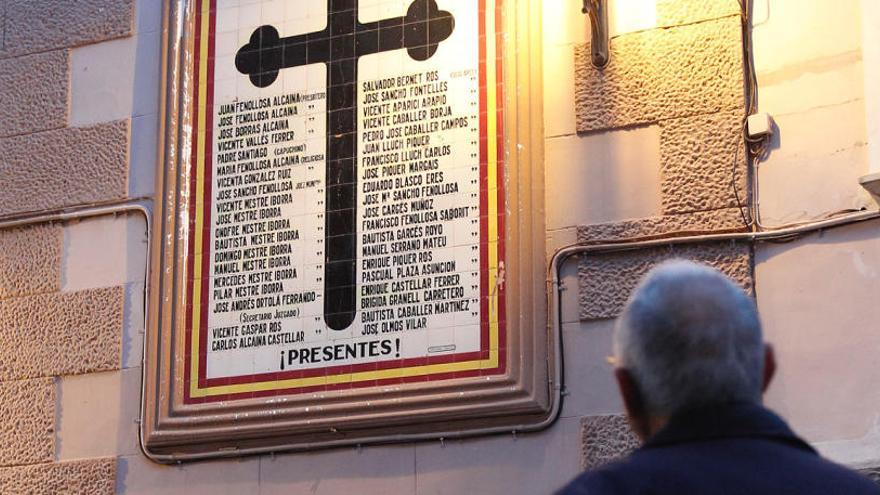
192 361 492 396
189 0 212 398
189 1 501 398
485 0 500 361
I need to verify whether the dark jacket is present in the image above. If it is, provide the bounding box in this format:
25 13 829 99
557 403 880 495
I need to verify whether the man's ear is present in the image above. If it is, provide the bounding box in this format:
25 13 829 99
614 368 651 442
762 344 776 394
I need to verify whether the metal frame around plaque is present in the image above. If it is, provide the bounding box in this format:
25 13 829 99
141 0 555 461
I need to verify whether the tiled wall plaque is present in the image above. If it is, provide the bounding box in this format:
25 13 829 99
144 0 552 460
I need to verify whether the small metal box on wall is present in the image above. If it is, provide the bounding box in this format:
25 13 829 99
142 0 554 461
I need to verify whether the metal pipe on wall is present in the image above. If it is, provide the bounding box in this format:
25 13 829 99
0 198 155 459
548 210 880 406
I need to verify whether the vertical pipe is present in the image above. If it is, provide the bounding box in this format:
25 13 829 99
583 0 610 68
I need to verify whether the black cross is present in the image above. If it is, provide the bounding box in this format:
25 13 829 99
235 0 455 330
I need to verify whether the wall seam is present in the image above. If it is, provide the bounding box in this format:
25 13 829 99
610 13 742 40
0 37 134 63
570 104 746 138
772 97 865 119
654 106 745 126
0 375 61 386
0 284 126 305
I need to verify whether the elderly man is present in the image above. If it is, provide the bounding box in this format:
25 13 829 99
558 261 879 494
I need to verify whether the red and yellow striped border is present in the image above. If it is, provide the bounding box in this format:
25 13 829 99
184 0 506 403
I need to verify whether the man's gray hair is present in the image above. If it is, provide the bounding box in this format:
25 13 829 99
613 260 765 418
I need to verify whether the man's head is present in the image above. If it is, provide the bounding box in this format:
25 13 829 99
612 260 775 440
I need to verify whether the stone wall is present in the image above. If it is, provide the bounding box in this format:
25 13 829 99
565 0 752 467
0 0 877 493
566 0 880 472
0 0 150 492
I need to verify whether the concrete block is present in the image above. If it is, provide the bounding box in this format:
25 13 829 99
609 0 658 36
545 126 662 230
70 37 135 125
656 0 740 27
182 458 261 495
543 0 586 48
543 0 699 47
578 208 748 242
561 0 730 39
0 121 129 217
116 455 264 495
116 455 187 495
580 414 639 470
757 222 880 451
575 16 743 132
759 58 864 118
758 54 871 194
865 0 880 175
546 227 578 259
757 100 871 225
57 368 141 460
0 378 54 467
660 109 747 214
0 224 62 300
0 50 68 137
0 287 124 381
123 282 145 370
260 444 415 495
543 44 577 137
415 417 582 495
752 0 862 75
579 242 752 319
560 320 625 419
1 0 134 58
0 458 116 494
62 213 148 292
70 30 161 126
118 455 261 495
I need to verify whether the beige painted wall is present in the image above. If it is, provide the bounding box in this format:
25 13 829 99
749 0 880 468
862 0 880 175
0 0 878 493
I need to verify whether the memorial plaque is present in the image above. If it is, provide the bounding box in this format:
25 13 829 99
144 0 553 460
187 0 504 401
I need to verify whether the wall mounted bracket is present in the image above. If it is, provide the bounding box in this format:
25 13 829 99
860 172 880 198
582 0 610 68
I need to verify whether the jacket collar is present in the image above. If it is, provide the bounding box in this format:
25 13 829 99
643 402 817 454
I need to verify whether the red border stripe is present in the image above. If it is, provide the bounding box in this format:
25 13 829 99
185 0 506 403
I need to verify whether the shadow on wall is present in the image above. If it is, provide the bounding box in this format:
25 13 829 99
114 419 583 493
756 221 880 460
